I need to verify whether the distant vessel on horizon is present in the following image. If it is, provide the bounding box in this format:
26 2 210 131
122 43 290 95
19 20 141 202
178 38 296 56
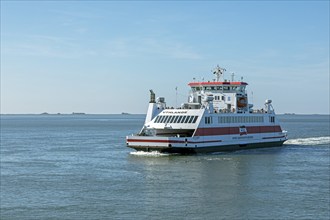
126 65 288 153
72 112 86 115
121 112 130 115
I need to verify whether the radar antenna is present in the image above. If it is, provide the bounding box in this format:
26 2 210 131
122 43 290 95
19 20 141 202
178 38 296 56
213 65 226 82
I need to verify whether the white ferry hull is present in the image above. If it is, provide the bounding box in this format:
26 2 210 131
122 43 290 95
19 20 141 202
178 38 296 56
126 133 287 154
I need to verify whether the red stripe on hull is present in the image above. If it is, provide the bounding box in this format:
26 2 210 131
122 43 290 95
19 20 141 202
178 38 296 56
127 139 222 144
194 125 282 136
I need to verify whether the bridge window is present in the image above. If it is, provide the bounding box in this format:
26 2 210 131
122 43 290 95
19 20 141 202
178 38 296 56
179 116 185 123
159 116 166 123
171 116 177 123
164 116 170 123
154 116 161 123
188 116 195 123
155 115 199 124
180 116 186 123
184 116 191 123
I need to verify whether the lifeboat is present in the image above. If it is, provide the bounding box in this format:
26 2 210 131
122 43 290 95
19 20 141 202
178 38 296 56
237 97 247 108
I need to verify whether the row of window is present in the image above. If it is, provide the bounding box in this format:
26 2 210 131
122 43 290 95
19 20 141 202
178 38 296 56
214 95 226 101
154 115 273 125
218 116 265 124
192 86 245 92
154 115 199 124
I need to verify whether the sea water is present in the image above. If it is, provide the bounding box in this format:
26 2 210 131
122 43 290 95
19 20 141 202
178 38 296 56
1 114 329 219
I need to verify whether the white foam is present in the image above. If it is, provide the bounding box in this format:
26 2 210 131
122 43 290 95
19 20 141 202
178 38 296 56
285 136 330 146
130 151 171 157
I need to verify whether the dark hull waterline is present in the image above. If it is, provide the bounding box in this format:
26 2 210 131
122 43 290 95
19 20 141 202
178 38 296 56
129 140 286 154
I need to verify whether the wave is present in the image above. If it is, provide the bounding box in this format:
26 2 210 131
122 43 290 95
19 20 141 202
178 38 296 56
130 151 172 157
285 136 330 146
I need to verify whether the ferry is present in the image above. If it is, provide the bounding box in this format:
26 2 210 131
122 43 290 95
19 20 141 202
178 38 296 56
126 66 287 153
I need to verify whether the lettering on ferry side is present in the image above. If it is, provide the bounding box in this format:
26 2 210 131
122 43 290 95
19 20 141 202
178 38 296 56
163 111 188 114
233 136 253 140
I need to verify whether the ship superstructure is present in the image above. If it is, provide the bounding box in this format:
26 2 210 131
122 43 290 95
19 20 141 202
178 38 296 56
126 66 287 153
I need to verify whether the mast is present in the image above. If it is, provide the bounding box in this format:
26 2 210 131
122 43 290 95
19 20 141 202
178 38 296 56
213 65 226 82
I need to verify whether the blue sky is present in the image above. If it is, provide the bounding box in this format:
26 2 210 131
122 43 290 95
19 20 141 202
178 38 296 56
1 1 329 114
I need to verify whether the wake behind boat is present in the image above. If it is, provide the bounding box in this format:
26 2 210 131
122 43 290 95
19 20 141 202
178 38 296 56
126 66 288 153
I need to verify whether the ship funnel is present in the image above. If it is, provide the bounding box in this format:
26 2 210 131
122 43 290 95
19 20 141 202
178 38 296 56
149 90 156 103
145 90 163 124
